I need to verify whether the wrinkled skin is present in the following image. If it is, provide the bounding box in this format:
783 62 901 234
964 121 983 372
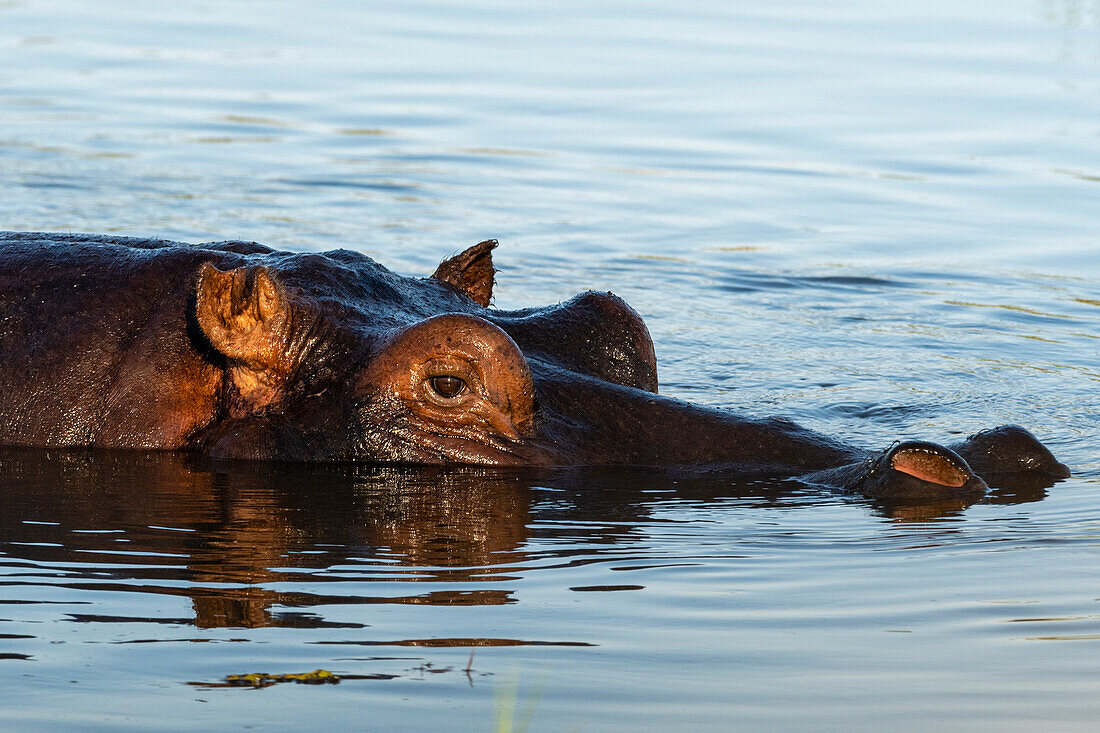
0 232 1070 501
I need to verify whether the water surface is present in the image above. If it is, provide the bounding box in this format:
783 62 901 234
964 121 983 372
1 1 1098 730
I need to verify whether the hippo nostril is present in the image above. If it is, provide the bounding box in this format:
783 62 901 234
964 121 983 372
888 443 971 488
952 425 1071 478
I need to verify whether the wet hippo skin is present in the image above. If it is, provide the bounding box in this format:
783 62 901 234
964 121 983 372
0 232 1069 501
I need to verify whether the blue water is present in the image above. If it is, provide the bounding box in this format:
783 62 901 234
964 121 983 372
1 1 1098 730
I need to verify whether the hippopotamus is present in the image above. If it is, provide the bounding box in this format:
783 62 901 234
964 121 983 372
0 231 1068 501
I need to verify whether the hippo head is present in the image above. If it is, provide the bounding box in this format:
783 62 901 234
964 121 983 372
186 238 1067 502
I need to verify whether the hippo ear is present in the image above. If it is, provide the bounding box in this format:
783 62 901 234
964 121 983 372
431 239 497 307
195 263 294 373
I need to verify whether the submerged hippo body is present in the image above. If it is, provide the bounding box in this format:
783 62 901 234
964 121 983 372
0 232 1068 501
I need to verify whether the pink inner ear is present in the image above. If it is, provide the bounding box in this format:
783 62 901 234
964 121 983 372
891 449 969 487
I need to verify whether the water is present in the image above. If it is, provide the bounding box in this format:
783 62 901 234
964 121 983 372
1 0 1099 730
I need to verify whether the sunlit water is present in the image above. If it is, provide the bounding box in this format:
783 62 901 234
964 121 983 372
1 0 1098 730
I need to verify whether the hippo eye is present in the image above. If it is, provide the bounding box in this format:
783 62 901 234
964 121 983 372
428 375 467 399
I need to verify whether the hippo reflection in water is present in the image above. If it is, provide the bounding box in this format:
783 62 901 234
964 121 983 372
0 232 1069 501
